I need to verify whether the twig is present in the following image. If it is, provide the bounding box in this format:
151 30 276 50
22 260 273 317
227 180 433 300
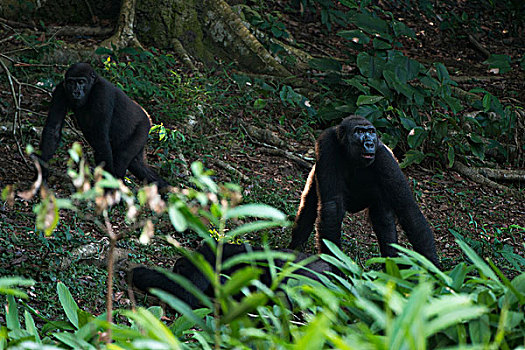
467 34 491 58
0 58 29 167
209 158 250 182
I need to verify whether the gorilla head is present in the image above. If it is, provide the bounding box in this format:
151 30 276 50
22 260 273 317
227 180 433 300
64 63 98 108
337 116 378 167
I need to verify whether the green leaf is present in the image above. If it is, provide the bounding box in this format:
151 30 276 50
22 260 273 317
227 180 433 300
222 266 263 296
355 12 390 40
225 204 287 221
357 52 385 79
253 98 267 110
455 240 501 283
337 29 370 45
392 21 416 38
389 283 431 349
53 333 96 350
24 310 40 344
469 314 491 344
321 240 362 275
407 127 427 148
227 220 289 240
356 95 384 106
435 63 452 84
425 299 487 337
447 145 455 168
123 307 183 347
343 76 370 94
293 313 330 349
94 47 113 55
57 282 79 329
168 205 188 232
399 115 416 130
170 308 211 337
308 58 342 72
392 244 452 285
221 293 268 324
6 295 21 330
0 277 35 298
399 150 426 168
483 54 512 74
372 38 391 50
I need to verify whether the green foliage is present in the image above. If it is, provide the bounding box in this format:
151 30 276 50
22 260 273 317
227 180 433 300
307 4 518 167
2 144 524 348
94 47 209 124
3 241 524 348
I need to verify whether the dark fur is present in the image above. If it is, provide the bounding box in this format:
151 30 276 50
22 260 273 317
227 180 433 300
289 115 440 266
39 63 168 188
131 243 332 308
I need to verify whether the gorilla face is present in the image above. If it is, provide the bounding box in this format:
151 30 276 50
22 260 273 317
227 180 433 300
65 77 91 108
64 63 97 109
338 117 378 167
351 124 377 166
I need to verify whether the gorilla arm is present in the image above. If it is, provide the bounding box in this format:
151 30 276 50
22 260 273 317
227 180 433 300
40 83 68 163
39 83 68 179
314 129 347 254
374 145 440 266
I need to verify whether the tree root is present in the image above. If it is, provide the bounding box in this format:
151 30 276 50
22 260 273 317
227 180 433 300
100 0 142 50
171 38 198 73
476 167 525 181
452 161 523 197
208 0 291 77
259 147 313 169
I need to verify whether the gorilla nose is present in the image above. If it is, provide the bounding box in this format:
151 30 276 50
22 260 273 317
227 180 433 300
364 141 375 152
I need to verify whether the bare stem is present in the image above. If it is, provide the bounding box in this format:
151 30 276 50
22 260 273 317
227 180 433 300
104 210 117 343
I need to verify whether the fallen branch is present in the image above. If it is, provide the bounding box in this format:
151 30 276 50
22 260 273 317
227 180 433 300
244 124 287 149
47 26 113 37
452 161 522 197
259 147 313 169
209 158 250 182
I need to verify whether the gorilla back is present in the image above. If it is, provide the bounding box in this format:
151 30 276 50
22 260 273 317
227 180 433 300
289 115 440 267
39 62 168 188
131 243 332 308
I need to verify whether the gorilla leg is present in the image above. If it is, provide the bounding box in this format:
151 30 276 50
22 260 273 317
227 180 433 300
369 204 399 257
289 166 318 249
112 123 150 179
316 199 345 254
128 151 169 188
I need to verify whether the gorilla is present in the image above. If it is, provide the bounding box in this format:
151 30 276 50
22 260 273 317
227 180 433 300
131 242 332 308
289 115 440 267
39 62 168 188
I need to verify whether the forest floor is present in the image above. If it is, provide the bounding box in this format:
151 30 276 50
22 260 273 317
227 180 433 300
0 1 524 321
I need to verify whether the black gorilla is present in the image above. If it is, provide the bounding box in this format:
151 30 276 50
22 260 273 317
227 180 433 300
289 115 440 266
39 63 168 188
131 243 331 308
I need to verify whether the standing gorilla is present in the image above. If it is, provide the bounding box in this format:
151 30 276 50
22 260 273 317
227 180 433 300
289 115 440 266
39 63 168 188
